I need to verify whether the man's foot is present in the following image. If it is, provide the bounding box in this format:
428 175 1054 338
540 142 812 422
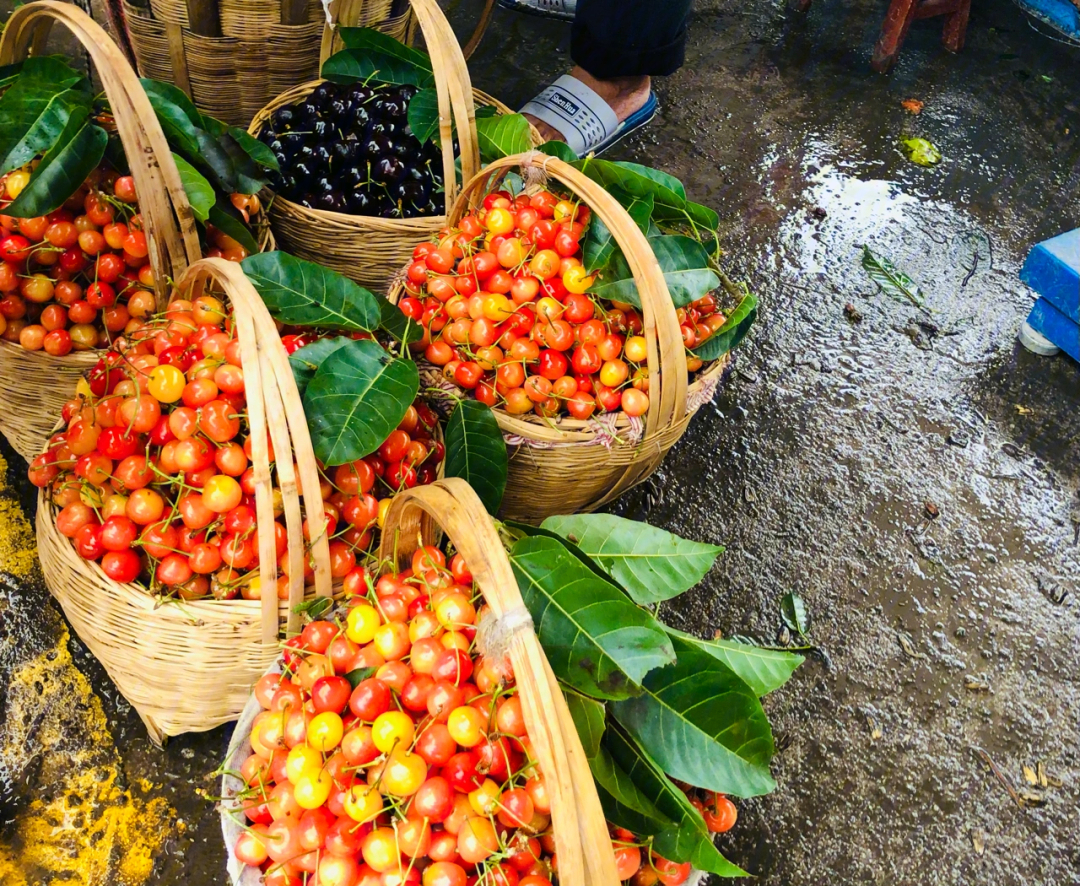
521 67 656 155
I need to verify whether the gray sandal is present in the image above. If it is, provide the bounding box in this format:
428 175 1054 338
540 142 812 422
497 0 577 21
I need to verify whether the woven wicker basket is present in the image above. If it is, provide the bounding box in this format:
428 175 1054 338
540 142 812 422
248 0 540 294
391 152 732 521
375 479 620 885
121 0 413 128
35 258 332 744
0 1 205 461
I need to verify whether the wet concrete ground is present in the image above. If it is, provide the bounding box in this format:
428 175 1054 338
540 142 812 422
1 0 1079 882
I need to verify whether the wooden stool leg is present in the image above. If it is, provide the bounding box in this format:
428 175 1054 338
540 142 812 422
942 0 971 51
872 0 920 72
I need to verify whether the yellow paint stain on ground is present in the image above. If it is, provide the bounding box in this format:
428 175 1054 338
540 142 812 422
0 452 38 579
0 454 177 886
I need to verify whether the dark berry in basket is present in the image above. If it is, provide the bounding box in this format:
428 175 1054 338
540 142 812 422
261 80 443 219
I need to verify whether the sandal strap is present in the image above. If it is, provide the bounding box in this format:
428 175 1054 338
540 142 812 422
520 74 619 156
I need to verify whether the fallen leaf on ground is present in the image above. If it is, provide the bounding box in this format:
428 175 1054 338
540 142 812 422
1015 404 1033 415
901 98 924 114
901 137 942 166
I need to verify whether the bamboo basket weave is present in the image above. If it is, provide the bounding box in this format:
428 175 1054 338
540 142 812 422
121 0 412 128
392 152 731 522
249 0 540 294
35 258 332 744
0 1 203 461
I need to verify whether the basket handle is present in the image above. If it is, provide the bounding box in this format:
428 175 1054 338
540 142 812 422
0 1 203 312
450 153 688 496
174 259 333 644
379 479 621 886
316 0 480 210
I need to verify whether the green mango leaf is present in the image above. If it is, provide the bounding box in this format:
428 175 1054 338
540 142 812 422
322 48 435 88
289 336 352 397
604 724 749 877
336 27 432 72
685 200 720 231
303 339 419 466
172 153 215 222
344 666 377 688
475 114 532 163
228 125 280 172
540 513 723 605
780 592 810 637
194 128 240 193
590 234 719 308
443 400 507 516
216 129 270 195
406 87 440 144
207 202 259 254
582 189 653 274
7 117 106 217
563 690 606 759
378 297 425 344
0 59 27 90
508 536 674 700
0 57 85 162
589 744 674 837
0 88 91 176
691 292 758 360
241 251 382 331
575 158 686 215
665 629 803 697
536 140 578 162
611 635 776 797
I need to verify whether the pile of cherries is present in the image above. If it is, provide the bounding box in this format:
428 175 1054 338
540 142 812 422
397 188 728 423
27 292 443 600
258 81 442 219
0 164 256 355
231 545 738 886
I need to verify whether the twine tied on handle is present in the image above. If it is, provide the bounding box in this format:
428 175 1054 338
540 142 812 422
475 604 534 664
518 149 557 190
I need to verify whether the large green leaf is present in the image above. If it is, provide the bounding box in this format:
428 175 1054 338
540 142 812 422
443 400 507 516
406 87 440 144
140 78 203 156
7 117 106 217
289 336 352 397
536 140 578 162
665 629 803 697
337 27 432 72
228 125 280 172
321 48 434 88
582 189 653 274
861 245 924 307
611 635 776 797
207 202 258 254
377 297 425 345
590 234 719 308
475 114 532 163
0 57 85 165
503 520 619 588
0 88 91 175
575 158 686 215
589 744 674 837
303 339 419 466
540 513 722 605
242 252 381 331
604 724 748 877
508 536 674 700
172 153 215 222
563 690 606 759
691 292 757 360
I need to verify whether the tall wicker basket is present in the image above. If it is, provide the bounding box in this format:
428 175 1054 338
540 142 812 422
35 258 332 744
120 0 413 128
0 1 203 461
219 478 621 886
391 152 731 522
248 0 539 294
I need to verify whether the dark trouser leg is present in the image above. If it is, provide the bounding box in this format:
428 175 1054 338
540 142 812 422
570 0 693 78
